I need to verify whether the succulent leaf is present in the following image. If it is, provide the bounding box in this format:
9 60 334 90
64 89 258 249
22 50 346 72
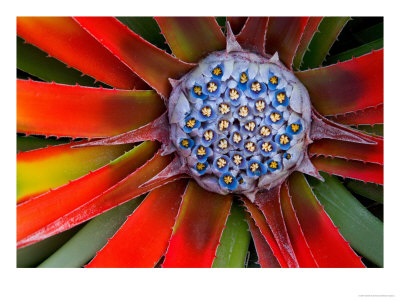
327 104 383 126
236 17 269 54
162 181 232 267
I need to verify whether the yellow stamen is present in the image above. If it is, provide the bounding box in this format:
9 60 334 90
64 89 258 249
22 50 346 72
218 139 228 149
260 126 271 136
196 162 206 171
233 154 243 165
251 82 262 92
255 100 265 112
186 118 196 128
269 76 278 85
269 161 278 169
270 112 281 123
197 146 206 156
245 142 256 152
180 139 189 148
213 67 222 76
245 121 256 132
250 162 259 172
193 85 202 95
285 153 292 160
276 92 286 103
219 120 230 131
240 72 248 84
207 82 218 93
229 88 239 100
280 134 290 145
217 158 227 169
233 132 242 144
262 142 273 152
203 130 214 141
238 177 244 184
239 106 249 117
201 106 212 117
291 124 300 133
223 175 233 184
219 103 230 114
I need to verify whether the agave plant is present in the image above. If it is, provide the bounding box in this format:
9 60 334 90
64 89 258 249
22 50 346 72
17 17 383 268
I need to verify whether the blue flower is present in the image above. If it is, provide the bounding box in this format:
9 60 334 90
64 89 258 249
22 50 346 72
272 89 289 108
265 110 284 126
178 138 194 150
267 71 279 90
190 83 207 100
258 140 277 157
246 159 267 177
193 144 211 163
266 158 281 172
213 155 231 173
218 172 238 190
286 120 303 135
246 79 266 99
193 161 209 175
183 115 201 133
211 64 224 79
275 133 293 150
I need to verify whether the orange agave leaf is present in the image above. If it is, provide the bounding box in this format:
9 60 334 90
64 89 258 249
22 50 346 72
17 80 165 139
311 157 383 185
17 140 132 204
309 135 383 165
254 187 299 267
242 198 287 267
296 50 383 115
17 141 161 248
236 17 269 54
74 17 195 98
155 17 226 63
87 180 188 268
293 17 323 70
288 172 365 267
265 17 309 69
280 183 318 267
227 17 248 34
17 17 146 90
162 181 232 268
327 104 384 126
245 212 280 268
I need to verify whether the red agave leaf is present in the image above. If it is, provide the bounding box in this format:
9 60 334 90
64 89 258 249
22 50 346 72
245 213 280 268
309 135 383 165
236 17 269 54
254 186 299 267
327 104 383 126
17 17 146 90
17 140 132 204
242 198 287 267
74 17 195 98
162 181 232 268
87 180 188 267
296 50 383 115
17 80 165 139
265 17 309 69
292 17 323 70
155 17 226 63
280 183 318 267
288 172 365 267
17 142 171 248
227 17 248 34
311 157 383 185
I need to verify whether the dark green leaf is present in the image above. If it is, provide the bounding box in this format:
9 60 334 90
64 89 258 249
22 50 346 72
17 36 104 87
302 17 350 69
356 124 384 137
308 172 383 267
37 196 144 268
345 180 383 204
354 22 383 44
325 38 382 64
212 200 251 268
17 135 70 152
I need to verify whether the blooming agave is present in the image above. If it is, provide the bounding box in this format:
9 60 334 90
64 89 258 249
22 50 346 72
17 17 383 268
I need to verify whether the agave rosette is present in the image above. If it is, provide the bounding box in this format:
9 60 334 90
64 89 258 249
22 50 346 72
17 17 383 268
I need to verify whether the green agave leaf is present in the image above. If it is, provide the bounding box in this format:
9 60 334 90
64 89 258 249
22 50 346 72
17 224 83 268
302 17 350 69
117 17 169 52
325 38 383 65
215 17 227 33
212 201 251 268
17 135 70 152
345 180 383 204
354 22 383 44
356 124 384 137
308 172 383 267
17 36 103 87
38 196 144 268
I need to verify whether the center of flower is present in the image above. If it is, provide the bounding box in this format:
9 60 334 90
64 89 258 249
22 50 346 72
167 50 311 196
